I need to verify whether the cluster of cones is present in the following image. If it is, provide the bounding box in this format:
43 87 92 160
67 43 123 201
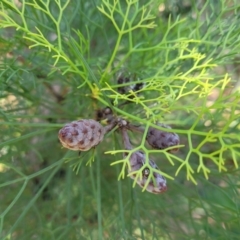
58 107 180 194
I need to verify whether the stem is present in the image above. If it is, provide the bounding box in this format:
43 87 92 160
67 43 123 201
104 121 117 133
120 127 132 150
128 123 145 133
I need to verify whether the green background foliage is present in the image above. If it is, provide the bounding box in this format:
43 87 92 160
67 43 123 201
0 0 240 239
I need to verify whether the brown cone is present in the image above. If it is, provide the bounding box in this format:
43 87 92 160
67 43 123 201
127 150 167 194
146 123 180 153
121 127 167 194
58 119 105 151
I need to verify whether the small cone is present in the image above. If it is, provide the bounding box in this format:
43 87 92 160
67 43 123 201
146 123 180 153
121 127 167 194
126 150 167 194
58 119 105 151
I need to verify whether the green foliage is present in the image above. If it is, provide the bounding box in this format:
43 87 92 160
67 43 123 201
0 0 240 239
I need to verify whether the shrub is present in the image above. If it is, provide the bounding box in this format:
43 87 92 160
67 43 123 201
0 0 240 239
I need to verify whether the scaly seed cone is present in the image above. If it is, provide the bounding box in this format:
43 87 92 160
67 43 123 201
58 119 105 151
121 127 167 194
146 123 180 153
127 150 167 194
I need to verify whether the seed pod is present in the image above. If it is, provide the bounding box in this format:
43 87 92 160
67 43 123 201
146 123 180 153
126 150 167 194
58 119 105 151
117 73 132 94
95 107 113 123
121 127 167 194
117 72 145 95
